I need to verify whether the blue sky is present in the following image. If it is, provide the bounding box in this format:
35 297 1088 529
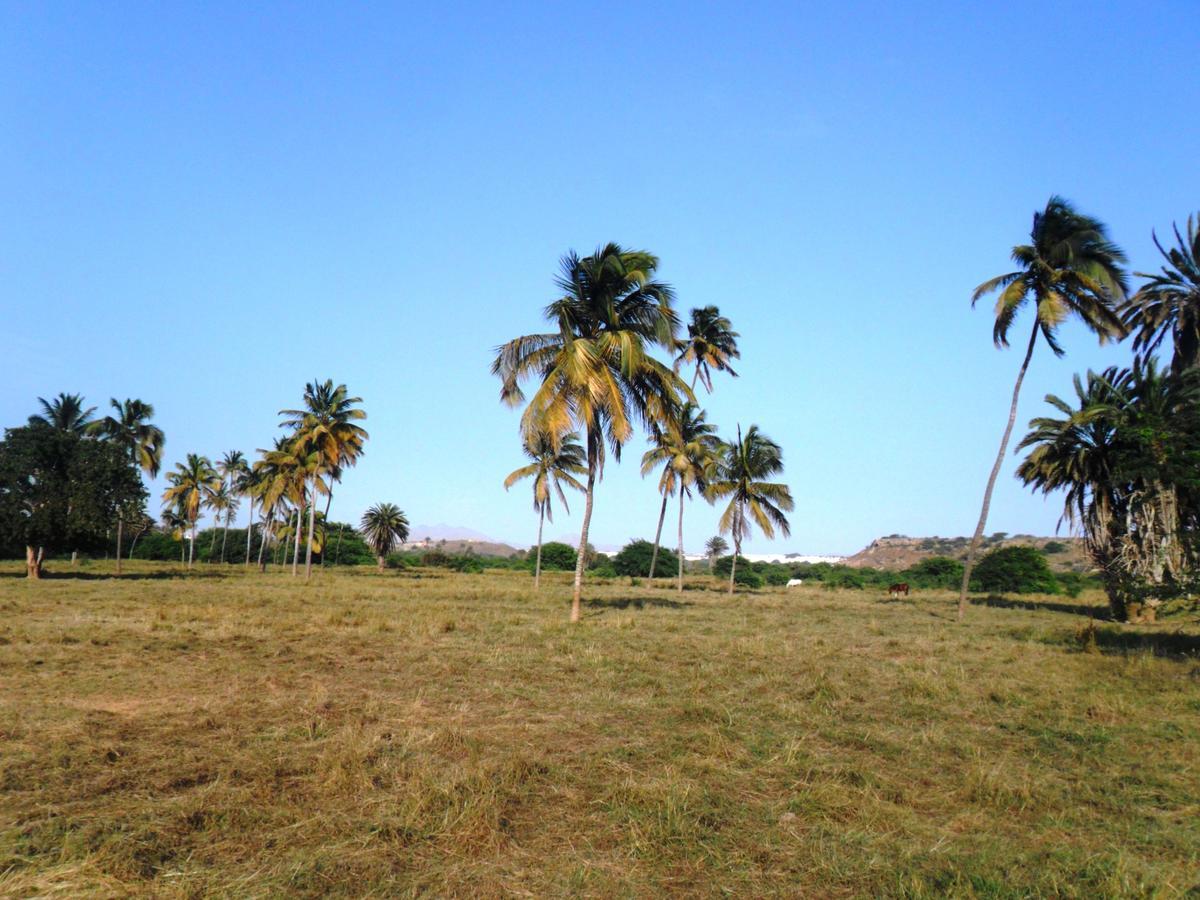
2 1 1197 554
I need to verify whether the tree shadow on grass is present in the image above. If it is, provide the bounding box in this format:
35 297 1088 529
970 593 1111 619
1088 628 1200 659
582 596 693 611
0 569 227 581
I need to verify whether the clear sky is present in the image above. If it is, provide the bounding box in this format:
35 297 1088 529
3 1 1197 555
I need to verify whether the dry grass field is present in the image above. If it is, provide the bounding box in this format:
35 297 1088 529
1 563 1198 897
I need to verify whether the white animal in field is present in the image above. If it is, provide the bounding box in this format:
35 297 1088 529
786 578 804 587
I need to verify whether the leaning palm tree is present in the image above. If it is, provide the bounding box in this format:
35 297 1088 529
960 196 1128 619
707 425 794 594
162 454 221 569
675 306 740 393
493 243 688 622
640 403 720 585
1121 213 1200 375
259 436 321 576
89 398 165 574
360 503 410 571
504 430 586 588
280 380 368 579
216 451 248 563
705 535 729 572
29 392 96 434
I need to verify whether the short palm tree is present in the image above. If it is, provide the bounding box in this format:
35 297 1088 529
280 380 368 579
707 425 794 594
960 196 1128 619
504 430 586 589
360 503 410 571
161 505 189 564
640 403 720 588
705 535 729 571
29 393 96 434
493 243 687 622
1016 362 1198 618
1121 213 1200 375
162 454 220 568
675 306 740 393
89 398 165 574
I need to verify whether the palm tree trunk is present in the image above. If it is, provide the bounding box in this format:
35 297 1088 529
26 545 42 579
304 480 317 580
729 508 741 595
291 507 302 576
258 510 271 572
244 497 254 566
677 490 685 592
334 523 344 565
188 521 197 568
321 489 334 568
208 523 219 560
958 319 1039 619
220 514 230 564
115 516 124 577
534 505 545 590
649 492 668 579
571 430 600 623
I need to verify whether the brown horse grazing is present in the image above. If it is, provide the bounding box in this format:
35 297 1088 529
888 582 909 598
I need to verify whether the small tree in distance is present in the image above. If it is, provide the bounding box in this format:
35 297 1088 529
360 503 409 572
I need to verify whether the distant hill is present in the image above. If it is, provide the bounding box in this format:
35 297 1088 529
399 538 521 558
843 534 1093 573
407 523 500 543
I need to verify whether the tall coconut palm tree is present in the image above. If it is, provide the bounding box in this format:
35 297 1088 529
216 451 248 564
960 196 1128 619
280 380 368 580
707 425 794 594
89 398 165 574
675 306 740 393
28 393 96 434
493 243 688 622
640 404 720 586
205 483 238 562
504 430 586 588
162 454 220 569
360 503 410 571
258 436 320 576
238 466 263 566
1121 213 1200 375
161 505 189 565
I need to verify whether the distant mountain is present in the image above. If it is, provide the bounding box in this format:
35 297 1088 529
400 537 521 558
843 534 1093 573
407 523 501 543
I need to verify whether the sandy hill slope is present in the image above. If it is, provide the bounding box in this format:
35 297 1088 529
399 538 521 558
843 534 1093 573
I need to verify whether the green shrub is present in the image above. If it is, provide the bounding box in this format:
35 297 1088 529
1042 540 1069 554
713 554 751 577
760 563 792 586
971 546 1059 594
537 541 578 571
902 556 964 589
384 552 410 570
826 570 865 589
613 540 680 577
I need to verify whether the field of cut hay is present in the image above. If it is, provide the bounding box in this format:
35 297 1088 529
1 563 1197 897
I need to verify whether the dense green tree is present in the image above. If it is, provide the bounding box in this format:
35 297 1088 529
504 430 586 588
538 541 577 571
960 197 1128 618
971 546 1059 594
0 424 145 577
613 539 680 578
707 425 794 594
493 243 687 621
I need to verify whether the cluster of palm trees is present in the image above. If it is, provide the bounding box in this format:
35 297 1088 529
966 200 1200 620
161 380 368 578
25 394 165 574
495 244 794 620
